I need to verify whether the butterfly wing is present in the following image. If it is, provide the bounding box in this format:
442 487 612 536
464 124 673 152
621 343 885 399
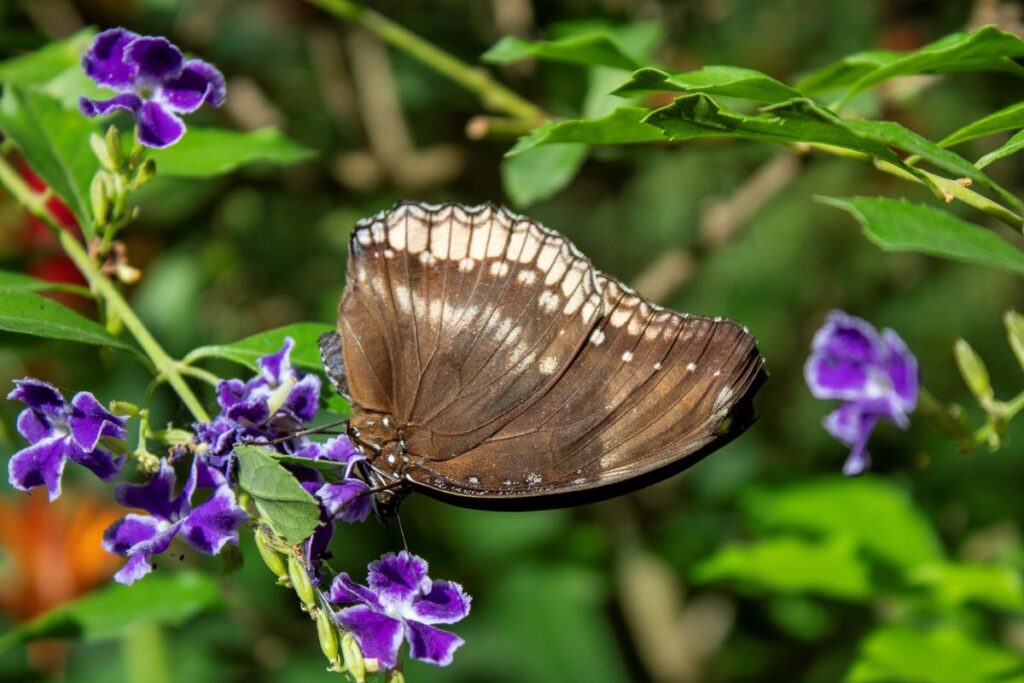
404 274 765 509
339 202 603 458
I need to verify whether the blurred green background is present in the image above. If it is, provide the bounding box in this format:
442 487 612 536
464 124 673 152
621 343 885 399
1 0 1024 681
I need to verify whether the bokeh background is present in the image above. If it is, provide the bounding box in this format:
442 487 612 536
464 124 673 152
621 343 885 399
2 1 1024 681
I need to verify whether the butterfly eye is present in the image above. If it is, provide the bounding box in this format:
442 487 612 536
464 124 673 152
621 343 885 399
328 202 765 511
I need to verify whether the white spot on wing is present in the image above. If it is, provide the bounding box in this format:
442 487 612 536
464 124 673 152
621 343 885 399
517 270 537 285
686 362 697 372
489 260 510 277
458 257 475 272
590 329 605 345
622 350 633 362
539 291 560 313
539 356 558 374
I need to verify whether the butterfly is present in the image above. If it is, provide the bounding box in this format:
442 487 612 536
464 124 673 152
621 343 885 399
319 202 765 513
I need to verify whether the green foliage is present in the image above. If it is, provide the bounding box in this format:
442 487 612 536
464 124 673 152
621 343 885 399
483 34 640 70
502 142 588 207
612 66 801 103
0 289 139 354
694 536 874 600
0 573 221 651
235 445 322 543
0 29 93 87
184 322 333 372
907 562 1024 613
938 101 1024 148
149 128 316 178
743 477 943 568
0 86 99 232
977 129 1024 169
821 197 1024 276
846 625 1024 683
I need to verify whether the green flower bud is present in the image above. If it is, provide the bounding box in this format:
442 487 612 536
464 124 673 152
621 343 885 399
266 375 297 417
132 159 156 189
90 174 110 226
341 632 366 683
255 529 289 581
109 400 140 417
89 132 117 172
388 671 405 683
105 125 123 170
149 427 193 446
1004 311 1024 372
316 608 341 670
954 339 994 405
288 554 316 609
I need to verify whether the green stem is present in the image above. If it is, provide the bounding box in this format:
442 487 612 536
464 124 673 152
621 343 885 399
0 155 211 423
309 0 546 124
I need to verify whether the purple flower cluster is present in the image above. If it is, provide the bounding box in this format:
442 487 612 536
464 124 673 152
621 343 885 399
7 379 127 501
330 551 471 668
79 28 225 148
805 310 918 475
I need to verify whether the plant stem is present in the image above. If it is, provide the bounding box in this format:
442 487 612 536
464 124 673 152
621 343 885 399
309 0 546 124
0 155 211 423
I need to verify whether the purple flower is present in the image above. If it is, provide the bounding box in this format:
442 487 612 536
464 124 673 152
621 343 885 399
103 458 248 584
78 28 225 148
7 379 126 501
330 551 471 669
805 310 918 475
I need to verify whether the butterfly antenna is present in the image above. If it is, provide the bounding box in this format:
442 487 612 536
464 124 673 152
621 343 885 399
396 511 410 553
269 418 349 444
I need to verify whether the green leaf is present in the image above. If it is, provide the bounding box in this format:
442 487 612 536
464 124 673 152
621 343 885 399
841 118 1023 212
908 561 1024 613
693 536 874 600
977 128 1024 169
938 101 1024 148
508 108 664 154
0 269 88 296
185 322 333 372
0 290 139 354
0 86 98 233
0 29 94 87
612 66 802 103
270 453 350 474
502 142 588 207
645 95 930 186
796 50 904 94
821 196 1024 277
482 34 640 71
838 26 1024 103
0 572 221 651
149 127 315 178
743 477 943 568
847 625 1024 683
235 445 322 543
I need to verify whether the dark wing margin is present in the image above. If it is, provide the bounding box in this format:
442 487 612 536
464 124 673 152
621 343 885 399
405 274 766 510
338 202 603 458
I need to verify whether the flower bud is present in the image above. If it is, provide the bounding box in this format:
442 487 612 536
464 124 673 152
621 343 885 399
266 375 297 417
89 132 117 171
1004 311 1024 372
388 671 405 683
90 174 110 226
149 427 193 446
341 632 366 683
115 262 142 284
288 554 316 609
315 608 341 670
105 125 123 170
109 400 140 417
954 339 993 405
255 529 289 581
132 159 156 189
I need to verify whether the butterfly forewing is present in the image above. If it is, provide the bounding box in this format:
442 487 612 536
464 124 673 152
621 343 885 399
340 203 603 459
337 202 766 510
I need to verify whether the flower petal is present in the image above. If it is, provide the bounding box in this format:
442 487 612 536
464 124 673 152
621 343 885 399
136 101 186 148
405 621 465 667
258 338 295 386
805 311 887 401
16 408 53 444
216 379 249 410
124 36 183 83
115 460 178 520
811 310 884 362
8 378 65 416
103 514 181 585
368 551 431 612
317 479 372 523
321 436 366 472
224 396 271 427
68 446 125 482
328 573 383 611
158 59 225 112
179 486 248 555
82 28 140 89
305 520 334 585
8 435 68 501
69 391 127 450
194 417 239 458
78 92 143 118
882 329 918 412
409 579 471 625
335 605 404 670
285 373 321 423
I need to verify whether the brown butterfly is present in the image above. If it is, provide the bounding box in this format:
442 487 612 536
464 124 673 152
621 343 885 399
320 202 765 513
